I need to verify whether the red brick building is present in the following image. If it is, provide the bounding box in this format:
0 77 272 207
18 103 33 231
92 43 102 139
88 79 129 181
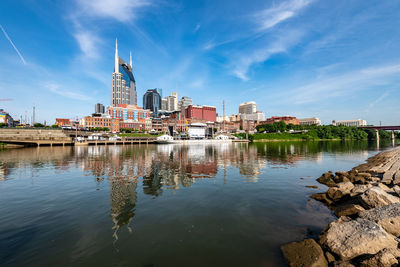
55 118 71 126
185 105 216 122
262 116 300 125
82 116 120 132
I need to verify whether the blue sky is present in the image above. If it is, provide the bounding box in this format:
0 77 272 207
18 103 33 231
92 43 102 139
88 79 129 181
0 0 400 125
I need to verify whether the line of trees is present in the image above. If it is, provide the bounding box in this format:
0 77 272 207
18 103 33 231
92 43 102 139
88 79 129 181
256 122 397 140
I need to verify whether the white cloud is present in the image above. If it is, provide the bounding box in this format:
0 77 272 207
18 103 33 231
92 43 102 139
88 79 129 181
285 63 400 104
73 30 101 59
45 82 93 101
232 30 304 81
75 0 152 22
255 0 314 31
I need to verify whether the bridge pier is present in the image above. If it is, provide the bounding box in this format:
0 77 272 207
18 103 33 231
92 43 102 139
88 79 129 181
392 130 395 140
375 129 380 142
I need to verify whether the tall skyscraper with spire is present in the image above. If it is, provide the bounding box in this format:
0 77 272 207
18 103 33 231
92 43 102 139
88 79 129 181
111 39 137 107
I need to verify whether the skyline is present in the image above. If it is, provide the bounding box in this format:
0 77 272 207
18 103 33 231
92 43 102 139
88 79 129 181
1 0 400 125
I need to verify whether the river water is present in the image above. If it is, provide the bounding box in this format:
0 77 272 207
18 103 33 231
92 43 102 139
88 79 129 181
0 141 398 266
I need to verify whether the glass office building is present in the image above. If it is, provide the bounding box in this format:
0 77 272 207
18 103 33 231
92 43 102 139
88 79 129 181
111 40 137 107
143 89 162 116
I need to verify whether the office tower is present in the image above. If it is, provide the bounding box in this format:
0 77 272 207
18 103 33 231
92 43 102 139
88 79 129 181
239 101 257 114
111 39 137 107
161 98 168 111
167 92 178 111
178 96 193 111
95 103 105 114
143 89 162 116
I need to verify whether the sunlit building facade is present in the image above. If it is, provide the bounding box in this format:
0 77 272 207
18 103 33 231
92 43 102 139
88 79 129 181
111 39 137 107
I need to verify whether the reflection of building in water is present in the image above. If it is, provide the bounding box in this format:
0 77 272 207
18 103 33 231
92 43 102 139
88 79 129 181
110 177 137 240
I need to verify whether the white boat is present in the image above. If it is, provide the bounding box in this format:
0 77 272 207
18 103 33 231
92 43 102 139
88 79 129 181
156 134 232 144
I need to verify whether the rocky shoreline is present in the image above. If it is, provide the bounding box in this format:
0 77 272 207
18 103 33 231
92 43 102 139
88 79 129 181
281 146 400 267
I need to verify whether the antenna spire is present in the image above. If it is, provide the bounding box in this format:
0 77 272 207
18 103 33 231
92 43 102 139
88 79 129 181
114 38 119 73
130 51 132 68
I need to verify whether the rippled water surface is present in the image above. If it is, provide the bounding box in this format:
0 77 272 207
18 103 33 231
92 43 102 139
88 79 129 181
0 141 397 266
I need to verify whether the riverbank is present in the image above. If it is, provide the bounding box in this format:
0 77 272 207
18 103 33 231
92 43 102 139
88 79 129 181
281 146 400 266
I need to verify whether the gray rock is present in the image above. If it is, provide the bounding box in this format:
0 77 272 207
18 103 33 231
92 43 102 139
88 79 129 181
317 172 336 187
350 184 372 197
281 239 328 267
334 204 365 217
359 202 400 236
376 183 394 193
327 182 354 201
359 187 400 209
319 218 398 260
393 185 400 197
359 248 400 267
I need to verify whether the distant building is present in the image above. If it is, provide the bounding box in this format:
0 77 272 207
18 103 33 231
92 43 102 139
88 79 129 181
178 96 193 111
55 118 71 126
111 39 137 107
332 119 367 127
143 89 162 116
216 116 230 123
161 98 168 111
185 105 216 122
167 92 178 111
237 101 265 122
82 116 120 132
188 123 207 139
239 101 257 114
108 104 151 121
299 117 321 126
95 103 105 114
240 111 265 122
263 116 300 125
0 109 14 126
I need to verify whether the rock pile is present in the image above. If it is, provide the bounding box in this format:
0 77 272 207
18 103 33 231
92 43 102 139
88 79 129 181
281 146 400 267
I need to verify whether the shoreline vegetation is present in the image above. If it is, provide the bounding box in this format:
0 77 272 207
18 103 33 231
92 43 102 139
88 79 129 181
281 146 400 266
235 123 400 142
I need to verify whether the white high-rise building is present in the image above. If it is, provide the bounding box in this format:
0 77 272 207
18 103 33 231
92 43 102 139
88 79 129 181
239 101 257 114
167 92 178 111
111 39 137 107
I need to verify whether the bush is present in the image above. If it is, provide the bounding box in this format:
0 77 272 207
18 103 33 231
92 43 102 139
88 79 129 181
34 123 45 128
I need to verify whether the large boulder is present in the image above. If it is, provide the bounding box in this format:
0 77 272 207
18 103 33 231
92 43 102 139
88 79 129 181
350 184 372 197
359 203 400 236
359 187 400 209
317 172 336 187
334 204 365 217
319 218 398 260
327 182 354 201
359 248 400 267
281 238 328 267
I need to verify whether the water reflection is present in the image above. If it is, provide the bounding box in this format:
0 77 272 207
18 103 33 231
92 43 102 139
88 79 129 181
0 140 397 242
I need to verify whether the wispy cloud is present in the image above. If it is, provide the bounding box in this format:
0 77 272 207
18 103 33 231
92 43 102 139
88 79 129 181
44 82 93 101
194 23 201 33
286 63 400 104
232 30 304 81
73 30 102 59
0 24 26 65
369 91 389 108
254 0 314 31
75 0 153 23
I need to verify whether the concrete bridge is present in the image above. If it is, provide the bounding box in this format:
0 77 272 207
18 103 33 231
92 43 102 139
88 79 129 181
358 126 400 141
